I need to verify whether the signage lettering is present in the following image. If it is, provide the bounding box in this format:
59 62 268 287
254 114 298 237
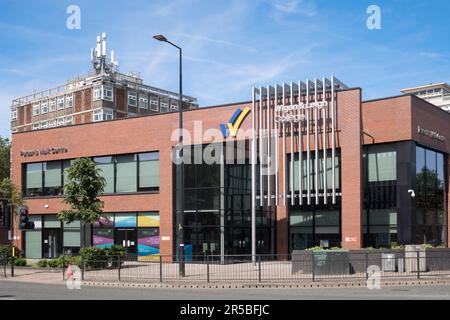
20 147 69 158
417 126 446 142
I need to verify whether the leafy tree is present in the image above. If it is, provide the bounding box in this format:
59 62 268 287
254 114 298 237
0 137 11 181
0 178 23 215
58 157 106 247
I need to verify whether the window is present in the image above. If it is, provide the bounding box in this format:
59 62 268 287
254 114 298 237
49 98 56 112
57 97 65 110
139 95 148 109
93 86 102 101
94 85 114 101
150 97 158 111
93 109 114 122
160 101 169 113
40 121 49 129
43 161 63 195
25 163 43 196
63 220 80 255
171 101 178 111
24 152 160 197
57 117 64 127
32 123 40 130
128 92 137 107
367 144 396 182
65 116 73 126
103 86 114 101
11 109 17 120
33 103 40 116
49 120 57 128
415 145 446 245
138 152 160 191
94 156 115 194
66 94 73 108
116 154 137 193
41 100 48 114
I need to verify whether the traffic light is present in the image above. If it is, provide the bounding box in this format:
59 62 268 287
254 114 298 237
1 201 12 230
19 206 34 230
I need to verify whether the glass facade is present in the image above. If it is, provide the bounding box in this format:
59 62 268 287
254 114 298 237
415 146 446 245
177 143 274 260
363 143 398 248
23 151 159 197
288 149 341 251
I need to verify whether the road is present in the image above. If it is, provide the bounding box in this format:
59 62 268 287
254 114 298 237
0 281 449 300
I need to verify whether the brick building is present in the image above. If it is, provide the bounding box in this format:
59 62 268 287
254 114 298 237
9 77 450 261
10 33 198 134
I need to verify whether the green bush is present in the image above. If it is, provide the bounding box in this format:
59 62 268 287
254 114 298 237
80 245 126 269
47 259 59 268
37 260 48 268
0 245 22 261
14 258 27 267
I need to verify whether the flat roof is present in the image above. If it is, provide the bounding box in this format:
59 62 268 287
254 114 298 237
401 82 450 93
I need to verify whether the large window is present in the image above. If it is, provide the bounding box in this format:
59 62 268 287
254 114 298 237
363 143 398 248
290 150 341 193
116 154 137 193
128 92 137 107
138 152 160 191
139 94 148 109
93 156 115 194
24 152 160 198
93 85 114 102
290 200 341 250
415 146 446 245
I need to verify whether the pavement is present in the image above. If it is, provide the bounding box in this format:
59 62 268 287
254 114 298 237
0 280 450 300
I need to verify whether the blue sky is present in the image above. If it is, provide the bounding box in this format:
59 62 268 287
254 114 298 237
1 0 450 138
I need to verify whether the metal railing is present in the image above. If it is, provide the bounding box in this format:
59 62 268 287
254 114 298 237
60 251 450 284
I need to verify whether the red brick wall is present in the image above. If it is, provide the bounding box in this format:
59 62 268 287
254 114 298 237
12 102 251 255
338 89 363 249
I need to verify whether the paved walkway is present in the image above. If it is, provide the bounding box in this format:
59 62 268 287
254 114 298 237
1 266 450 289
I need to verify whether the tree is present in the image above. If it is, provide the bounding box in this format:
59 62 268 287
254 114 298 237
0 178 23 215
0 137 11 181
58 157 106 247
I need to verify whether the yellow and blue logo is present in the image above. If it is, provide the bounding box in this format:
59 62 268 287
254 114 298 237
220 107 251 138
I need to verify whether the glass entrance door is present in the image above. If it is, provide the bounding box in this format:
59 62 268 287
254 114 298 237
115 228 137 259
43 229 61 259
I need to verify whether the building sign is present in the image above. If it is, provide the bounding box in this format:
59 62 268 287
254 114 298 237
417 126 446 142
20 147 68 158
220 107 251 138
251 77 347 209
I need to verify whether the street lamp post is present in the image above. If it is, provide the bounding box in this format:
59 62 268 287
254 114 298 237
153 34 185 276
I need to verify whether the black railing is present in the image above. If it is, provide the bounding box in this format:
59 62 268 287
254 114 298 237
60 251 450 283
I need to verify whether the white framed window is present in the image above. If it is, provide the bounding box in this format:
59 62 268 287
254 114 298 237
128 92 137 107
139 94 148 109
150 97 159 111
94 86 102 101
57 117 64 127
49 98 56 112
93 85 114 102
33 103 40 116
66 115 73 125
103 86 114 101
171 101 179 111
160 101 169 113
93 109 114 122
11 109 17 120
32 123 40 130
40 121 49 129
41 100 48 114
49 120 57 128
66 94 73 108
57 96 65 110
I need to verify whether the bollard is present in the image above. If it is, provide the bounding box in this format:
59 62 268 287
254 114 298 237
365 253 369 280
62 255 65 281
81 256 85 281
10 255 14 277
311 253 315 282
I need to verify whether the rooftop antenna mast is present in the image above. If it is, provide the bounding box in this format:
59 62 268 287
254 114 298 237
91 33 118 75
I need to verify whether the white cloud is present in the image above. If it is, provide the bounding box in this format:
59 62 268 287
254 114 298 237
273 0 317 16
